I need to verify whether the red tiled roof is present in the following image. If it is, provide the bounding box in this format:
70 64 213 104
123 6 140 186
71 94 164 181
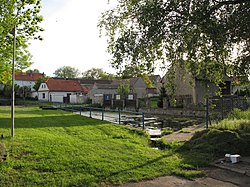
46 78 87 93
15 72 45 81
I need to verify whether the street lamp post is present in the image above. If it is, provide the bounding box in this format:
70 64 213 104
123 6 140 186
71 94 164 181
11 25 16 137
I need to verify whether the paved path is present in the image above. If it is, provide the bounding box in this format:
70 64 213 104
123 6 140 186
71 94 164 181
115 167 250 187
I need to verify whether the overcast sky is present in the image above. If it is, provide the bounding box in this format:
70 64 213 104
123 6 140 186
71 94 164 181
28 0 117 76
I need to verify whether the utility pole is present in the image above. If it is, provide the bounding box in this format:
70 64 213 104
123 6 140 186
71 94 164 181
11 25 16 137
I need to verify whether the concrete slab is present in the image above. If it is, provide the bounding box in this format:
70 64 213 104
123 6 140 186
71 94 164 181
211 157 250 177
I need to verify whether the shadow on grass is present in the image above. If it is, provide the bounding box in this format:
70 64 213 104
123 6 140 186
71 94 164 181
96 153 173 183
0 115 108 128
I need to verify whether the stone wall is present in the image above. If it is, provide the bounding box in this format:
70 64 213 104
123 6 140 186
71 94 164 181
140 108 206 118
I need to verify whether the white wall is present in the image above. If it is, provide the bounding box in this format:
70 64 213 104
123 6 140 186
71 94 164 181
70 95 87 104
15 80 36 91
38 91 49 101
38 91 83 103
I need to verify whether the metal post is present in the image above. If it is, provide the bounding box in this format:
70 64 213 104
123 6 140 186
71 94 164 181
221 98 224 119
231 98 234 112
11 25 16 137
102 108 104 121
118 109 121 124
206 98 209 129
80 106 82 115
89 107 92 118
142 112 145 130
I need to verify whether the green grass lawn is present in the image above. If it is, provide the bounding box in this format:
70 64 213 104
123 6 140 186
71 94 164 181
0 106 203 187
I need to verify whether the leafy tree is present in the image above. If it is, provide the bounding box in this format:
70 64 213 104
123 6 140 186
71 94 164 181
157 86 167 108
54 66 80 79
82 68 116 80
0 0 44 84
117 84 130 99
117 83 130 108
17 86 31 99
26 69 40 73
2 83 20 97
99 0 250 86
118 63 153 79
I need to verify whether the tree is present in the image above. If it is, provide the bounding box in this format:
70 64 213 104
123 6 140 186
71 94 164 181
117 63 153 79
117 83 130 108
117 84 130 98
26 69 40 73
0 0 44 84
157 86 167 108
2 83 20 97
99 0 250 86
82 68 116 80
53 66 80 78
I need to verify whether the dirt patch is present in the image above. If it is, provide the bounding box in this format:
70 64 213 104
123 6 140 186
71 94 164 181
15 151 31 160
0 143 7 162
163 124 205 142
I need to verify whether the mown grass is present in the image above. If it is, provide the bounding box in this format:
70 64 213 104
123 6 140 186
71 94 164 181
0 106 203 186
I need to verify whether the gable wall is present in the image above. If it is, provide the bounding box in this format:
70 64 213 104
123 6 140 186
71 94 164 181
132 78 147 99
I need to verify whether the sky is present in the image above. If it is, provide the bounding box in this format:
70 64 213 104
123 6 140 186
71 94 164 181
28 0 118 77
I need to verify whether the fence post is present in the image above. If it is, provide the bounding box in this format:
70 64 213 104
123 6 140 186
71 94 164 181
142 112 145 130
90 107 92 118
221 98 224 119
102 108 104 121
231 98 234 112
205 98 209 129
118 109 121 124
80 106 82 116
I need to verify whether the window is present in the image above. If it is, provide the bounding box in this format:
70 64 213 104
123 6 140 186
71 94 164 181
116 95 121 100
42 93 45 99
128 94 133 100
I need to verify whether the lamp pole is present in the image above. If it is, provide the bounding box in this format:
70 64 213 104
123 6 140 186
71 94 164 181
11 25 16 137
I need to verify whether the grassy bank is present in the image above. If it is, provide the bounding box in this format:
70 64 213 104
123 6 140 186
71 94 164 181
180 108 250 157
0 106 203 186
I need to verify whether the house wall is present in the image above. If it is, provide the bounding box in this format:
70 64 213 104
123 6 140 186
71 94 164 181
15 80 36 91
31 91 38 98
132 78 147 99
163 64 232 106
38 91 81 102
38 83 84 103
70 95 87 104
194 80 218 104
88 86 118 104
38 83 49 101
173 67 194 96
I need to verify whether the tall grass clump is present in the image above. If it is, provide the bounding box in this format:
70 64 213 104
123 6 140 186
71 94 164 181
228 108 250 120
211 108 250 133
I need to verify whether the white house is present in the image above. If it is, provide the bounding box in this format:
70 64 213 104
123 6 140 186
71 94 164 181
38 78 87 103
15 72 45 97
